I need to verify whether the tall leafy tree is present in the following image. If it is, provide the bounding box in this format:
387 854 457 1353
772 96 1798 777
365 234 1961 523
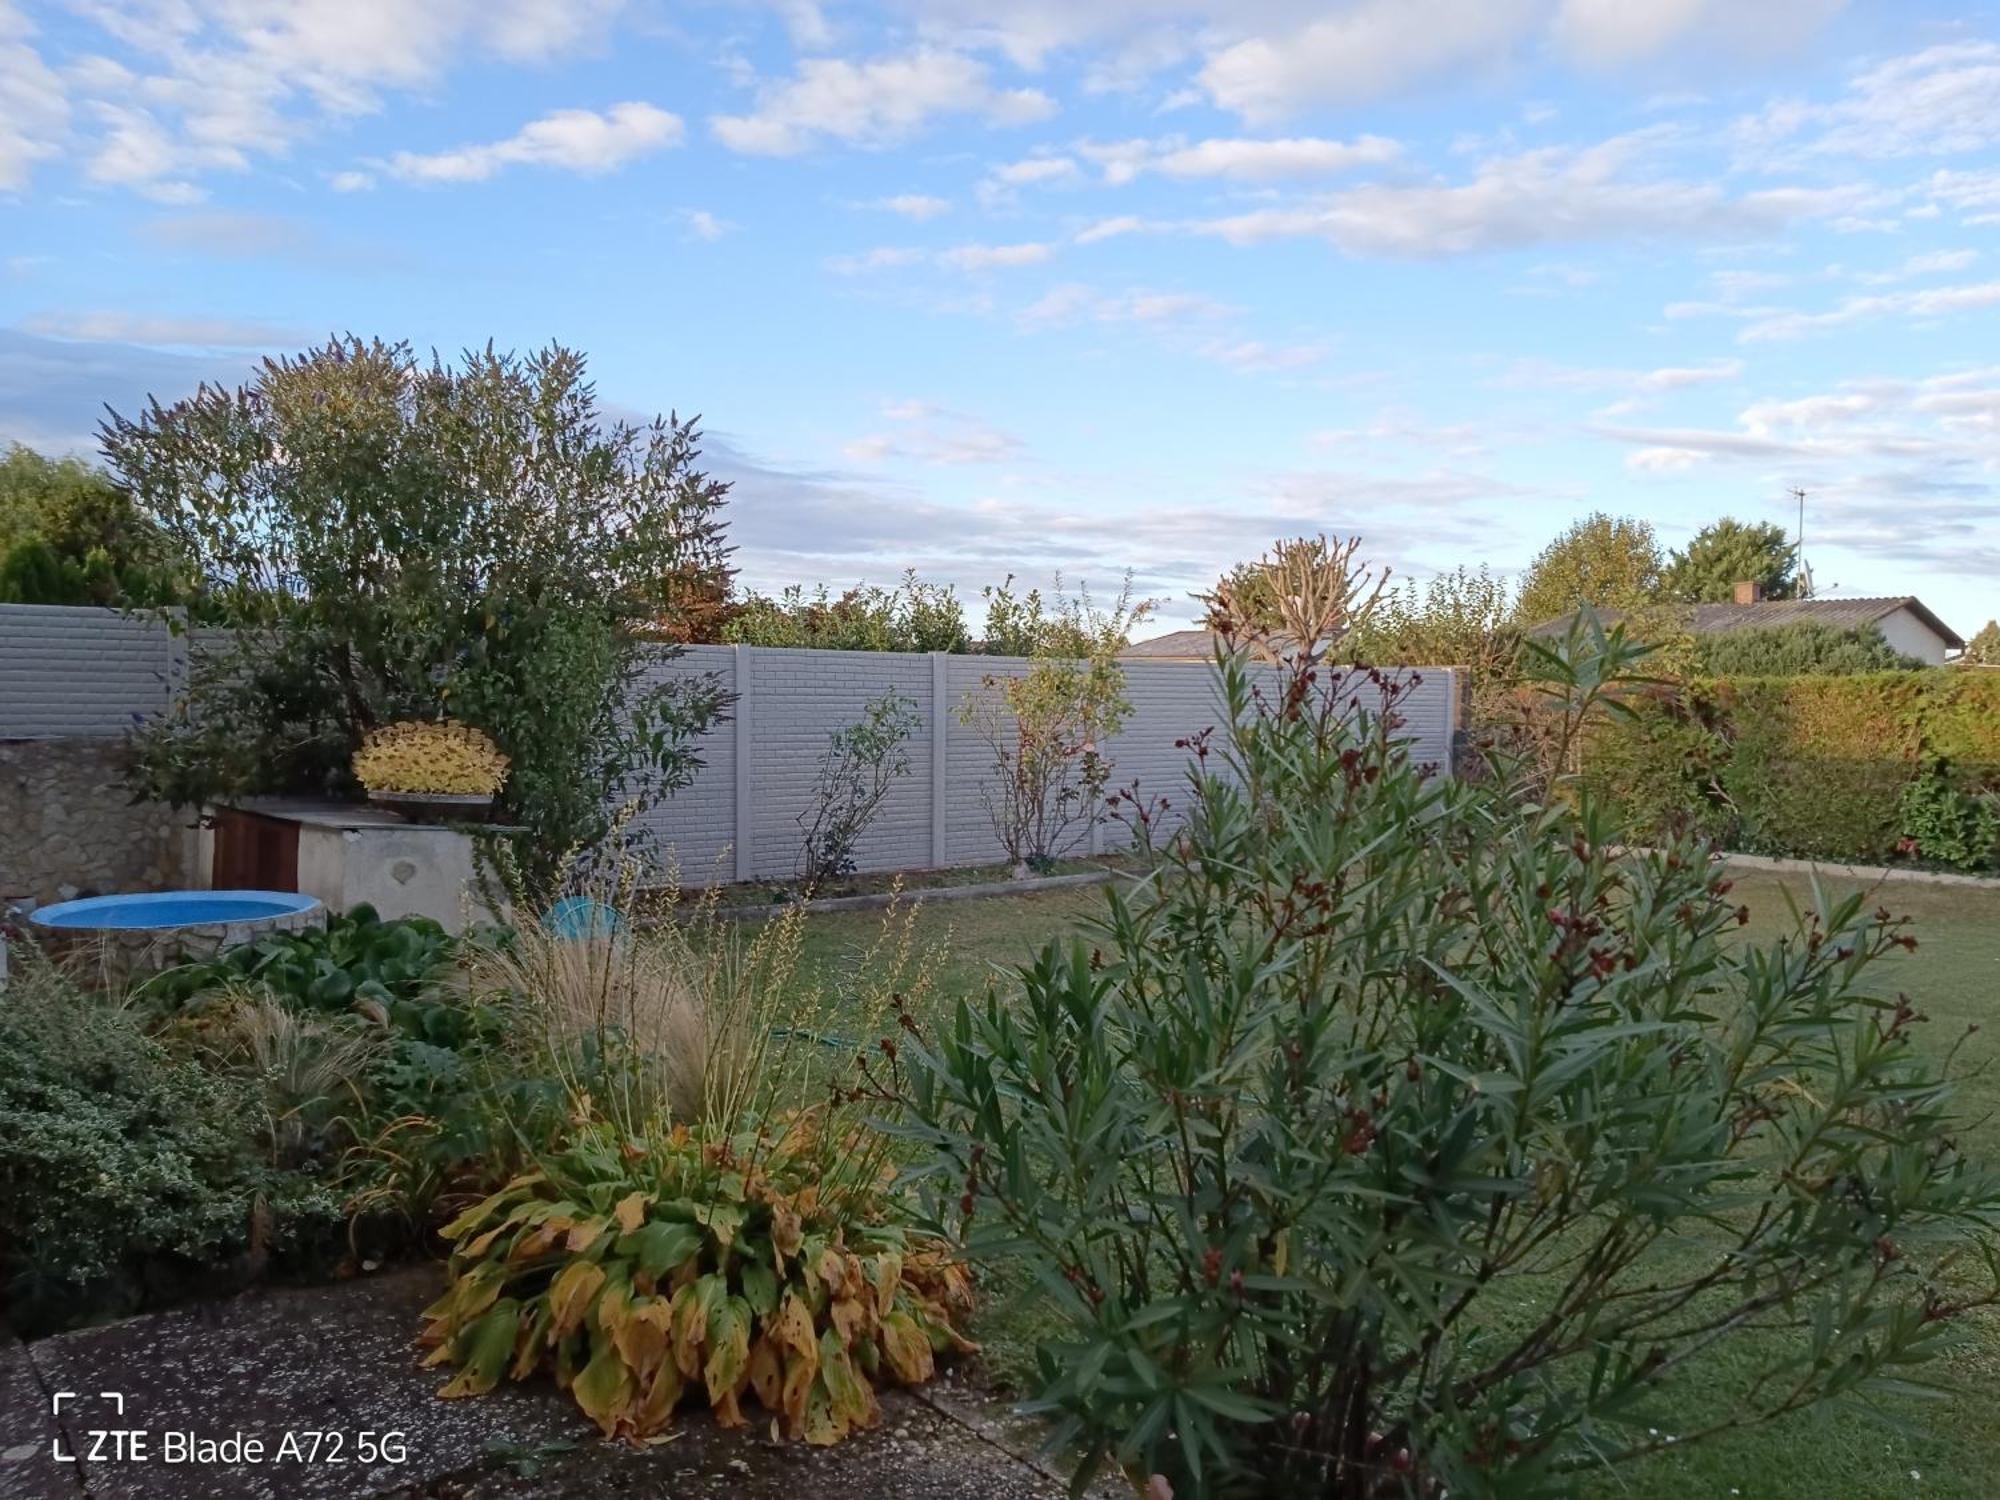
107 336 731 873
1962 620 2000 665
0 443 187 605
1513 511 1663 627
1664 517 1800 602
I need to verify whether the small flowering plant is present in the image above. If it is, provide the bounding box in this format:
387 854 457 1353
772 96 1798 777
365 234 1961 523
900 543 2000 1499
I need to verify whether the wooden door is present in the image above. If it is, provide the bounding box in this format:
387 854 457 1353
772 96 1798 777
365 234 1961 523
210 809 300 891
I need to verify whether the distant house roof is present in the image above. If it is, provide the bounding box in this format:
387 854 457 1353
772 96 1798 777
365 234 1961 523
1119 628 1221 660
1530 596 1964 651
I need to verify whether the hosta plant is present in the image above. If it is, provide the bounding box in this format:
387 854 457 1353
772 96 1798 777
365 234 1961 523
902 542 2000 1499
419 1119 974 1444
353 719 510 797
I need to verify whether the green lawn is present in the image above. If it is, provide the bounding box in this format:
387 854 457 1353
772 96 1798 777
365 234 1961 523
782 868 2000 1499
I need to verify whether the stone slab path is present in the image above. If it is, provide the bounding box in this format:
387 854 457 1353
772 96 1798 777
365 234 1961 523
2 1270 1118 1500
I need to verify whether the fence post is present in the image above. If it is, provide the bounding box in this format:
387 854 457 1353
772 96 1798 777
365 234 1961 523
733 645 753 882
930 652 949 868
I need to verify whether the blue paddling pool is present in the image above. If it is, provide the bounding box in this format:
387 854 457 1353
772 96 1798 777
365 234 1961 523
31 890 323 932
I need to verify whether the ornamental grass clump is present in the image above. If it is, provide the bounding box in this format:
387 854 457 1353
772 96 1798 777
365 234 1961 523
420 834 967 1445
902 536 2000 1499
352 719 510 797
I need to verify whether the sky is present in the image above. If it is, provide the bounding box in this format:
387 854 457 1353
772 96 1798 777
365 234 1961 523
1 1 1997 638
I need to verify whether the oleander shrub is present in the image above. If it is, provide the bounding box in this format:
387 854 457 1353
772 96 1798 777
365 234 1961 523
902 559 2000 1499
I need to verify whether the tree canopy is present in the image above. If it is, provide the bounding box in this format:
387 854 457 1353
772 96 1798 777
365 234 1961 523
723 571 970 652
1513 512 1663 627
0 443 188 606
108 336 731 871
1962 620 2000 666
1663 517 1800 602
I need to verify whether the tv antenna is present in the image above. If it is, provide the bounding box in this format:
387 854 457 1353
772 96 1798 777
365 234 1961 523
1790 486 1814 598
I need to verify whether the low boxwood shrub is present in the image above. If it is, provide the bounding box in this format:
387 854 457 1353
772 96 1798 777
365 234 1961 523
419 1119 973 1444
903 579 2000 1498
0 953 341 1333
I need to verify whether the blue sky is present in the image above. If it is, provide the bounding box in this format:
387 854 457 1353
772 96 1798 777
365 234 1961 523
2 1 1997 636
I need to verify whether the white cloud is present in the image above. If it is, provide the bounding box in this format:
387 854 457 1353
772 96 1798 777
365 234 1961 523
873 193 951 219
328 169 374 192
1198 338 1328 374
382 102 681 184
1083 133 1402 185
1187 135 1864 258
844 398 1025 466
20 310 300 348
1853 248 1977 284
1200 0 1540 122
1637 359 1745 391
711 48 1054 155
1740 279 2000 342
1075 215 1146 244
0 3 67 192
1597 368 2000 582
1554 0 1844 68
826 241 1053 274
937 241 1053 270
1017 282 1231 330
826 245 927 274
22 0 631 196
682 208 733 241
1741 42 2000 162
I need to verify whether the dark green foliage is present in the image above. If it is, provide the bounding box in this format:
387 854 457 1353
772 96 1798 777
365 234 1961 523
1663 517 1800 603
1900 768 1999 872
0 954 341 1334
108 337 731 876
724 570 970 652
1583 672 2000 869
137 905 459 1016
903 614 2000 1499
1691 620 1922 676
0 444 190 606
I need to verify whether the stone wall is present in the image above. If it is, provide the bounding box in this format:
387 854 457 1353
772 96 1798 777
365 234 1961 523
0 739 188 908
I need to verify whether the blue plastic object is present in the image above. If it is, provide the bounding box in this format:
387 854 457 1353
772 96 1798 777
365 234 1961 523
545 896 626 941
29 890 321 932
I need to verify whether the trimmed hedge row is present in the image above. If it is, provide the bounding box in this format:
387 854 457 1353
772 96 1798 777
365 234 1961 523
1581 670 2000 868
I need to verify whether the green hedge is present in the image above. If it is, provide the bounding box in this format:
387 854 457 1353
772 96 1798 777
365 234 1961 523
1582 670 2000 869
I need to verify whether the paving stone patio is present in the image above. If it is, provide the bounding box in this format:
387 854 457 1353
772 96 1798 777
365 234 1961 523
1 1270 1114 1500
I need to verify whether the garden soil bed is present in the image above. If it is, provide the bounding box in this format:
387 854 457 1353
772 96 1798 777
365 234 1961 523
7 1270 1116 1500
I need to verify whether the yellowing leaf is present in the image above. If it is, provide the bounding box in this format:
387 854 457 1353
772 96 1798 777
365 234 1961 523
613 1191 650 1234
869 1252 903 1318
437 1299 519 1399
818 1328 880 1433
633 1353 685 1435
610 1297 675 1384
704 1296 753 1409
747 1335 784 1415
572 1334 636 1438
439 1187 515 1243
548 1259 607 1339
567 1216 611 1255
878 1312 934 1386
